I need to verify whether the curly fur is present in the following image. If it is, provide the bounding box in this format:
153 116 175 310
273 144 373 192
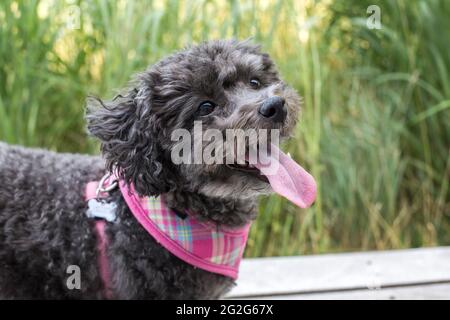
0 40 301 299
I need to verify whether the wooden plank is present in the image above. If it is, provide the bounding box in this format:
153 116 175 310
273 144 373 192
237 283 450 300
227 247 450 298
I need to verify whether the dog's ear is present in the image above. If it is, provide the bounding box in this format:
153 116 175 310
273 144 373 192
86 88 174 196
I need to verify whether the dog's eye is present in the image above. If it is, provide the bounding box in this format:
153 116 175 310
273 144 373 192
250 78 261 89
198 101 216 116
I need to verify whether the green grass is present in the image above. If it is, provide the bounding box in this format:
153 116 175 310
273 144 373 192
0 0 448 256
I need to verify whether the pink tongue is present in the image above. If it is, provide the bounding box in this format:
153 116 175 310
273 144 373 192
254 144 317 208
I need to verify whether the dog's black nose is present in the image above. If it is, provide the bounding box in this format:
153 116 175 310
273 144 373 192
258 96 286 123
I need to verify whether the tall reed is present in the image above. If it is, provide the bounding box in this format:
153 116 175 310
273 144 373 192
0 0 448 256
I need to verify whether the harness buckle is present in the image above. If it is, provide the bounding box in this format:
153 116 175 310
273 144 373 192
96 173 118 199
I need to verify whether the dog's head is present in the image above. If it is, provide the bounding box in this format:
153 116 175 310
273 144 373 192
87 40 304 200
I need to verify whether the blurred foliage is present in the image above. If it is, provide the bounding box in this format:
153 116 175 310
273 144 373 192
0 0 449 256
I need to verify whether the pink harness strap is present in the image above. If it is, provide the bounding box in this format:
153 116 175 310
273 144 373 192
85 176 251 297
85 181 113 299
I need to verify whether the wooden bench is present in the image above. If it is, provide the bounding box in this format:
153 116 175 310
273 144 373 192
227 247 450 299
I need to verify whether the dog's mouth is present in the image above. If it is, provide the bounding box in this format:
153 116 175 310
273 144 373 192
226 161 269 183
225 144 317 208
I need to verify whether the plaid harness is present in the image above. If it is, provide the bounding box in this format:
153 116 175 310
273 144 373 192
87 176 251 297
119 181 251 279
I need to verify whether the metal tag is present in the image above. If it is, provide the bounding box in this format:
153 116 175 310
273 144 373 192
86 199 117 222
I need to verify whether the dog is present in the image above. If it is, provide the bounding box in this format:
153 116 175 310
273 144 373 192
0 40 316 299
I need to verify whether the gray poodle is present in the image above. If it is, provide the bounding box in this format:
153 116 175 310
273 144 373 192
0 40 315 299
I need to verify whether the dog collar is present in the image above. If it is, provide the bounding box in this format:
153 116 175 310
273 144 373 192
119 181 251 279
